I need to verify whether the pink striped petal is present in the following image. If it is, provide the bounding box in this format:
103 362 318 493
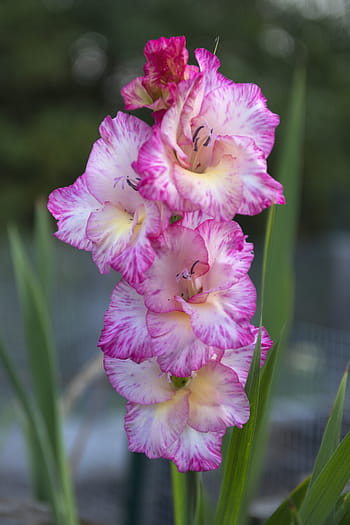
136 127 194 211
173 155 243 221
47 174 99 251
142 224 209 313
160 74 205 160
195 48 233 91
121 77 153 110
87 203 134 274
221 326 273 386
143 36 189 85
199 83 279 157
99 279 153 361
228 135 286 214
104 356 174 404
85 112 151 206
179 210 212 229
179 280 256 350
147 310 221 376
165 426 225 472
125 391 189 458
188 362 249 432
197 219 254 290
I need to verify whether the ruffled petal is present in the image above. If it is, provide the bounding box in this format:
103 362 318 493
147 310 221 376
142 224 209 313
121 77 153 110
196 219 254 290
125 391 189 458
195 48 233 91
99 279 154 361
160 75 205 160
87 202 134 274
85 112 151 207
221 326 273 386
47 174 100 251
136 127 194 211
173 155 243 220
179 210 212 229
143 36 189 85
228 135 286 215
188 362 249 432
199 83 279 157
104 356 174 404
180 277 256 349
165 426 224 472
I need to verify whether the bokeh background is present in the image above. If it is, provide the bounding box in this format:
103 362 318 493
1 0 350 524
1 0 350 234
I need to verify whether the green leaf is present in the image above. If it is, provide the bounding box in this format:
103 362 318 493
309 365 348 486
264 476 310 525
263 64 306 343
0 338 63 523
9 225 60 458
334 491 350 525
298 431 350 525
8 226 78 524
193 473 206 525
241 63 306 521
214 334 261 525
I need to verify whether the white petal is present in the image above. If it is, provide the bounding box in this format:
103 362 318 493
188 362 250 432
165 426 225 472
125 391 189 458
99 280 154 361
104 356 174 404
48 174 99 251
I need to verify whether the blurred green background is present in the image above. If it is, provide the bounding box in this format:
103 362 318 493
1 3 350 523
1 0 349 234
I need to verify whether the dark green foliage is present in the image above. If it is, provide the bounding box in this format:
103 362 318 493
1 0 349 231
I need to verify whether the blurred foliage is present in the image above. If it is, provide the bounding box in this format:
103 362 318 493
1 0 349 232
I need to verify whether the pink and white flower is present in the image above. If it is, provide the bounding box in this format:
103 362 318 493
104 355 250 472
135 49 284 219
48 112 169 284
121 36 198 112
100 219 257 375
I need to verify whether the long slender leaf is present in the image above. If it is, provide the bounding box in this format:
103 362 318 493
309 365 348 486
0 338 63 523
214 333 261 525
9 226 60 458
8 226 78 524
242 63 306 519
264 476 310 525
263 64 306 343
299 431 350 525
193 473 205 525
334 491 350 525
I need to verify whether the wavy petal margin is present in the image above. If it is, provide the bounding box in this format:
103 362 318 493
104 356 174 404
47 174 99 251
165 426 225 472
125 391 189 458
99 280 154 361
188 362 250 432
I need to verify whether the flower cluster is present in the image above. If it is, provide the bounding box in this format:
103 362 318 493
48 36 284 472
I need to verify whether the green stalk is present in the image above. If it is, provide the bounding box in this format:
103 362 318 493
172 463 190 525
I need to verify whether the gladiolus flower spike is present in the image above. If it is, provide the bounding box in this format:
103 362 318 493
48 35 282 472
